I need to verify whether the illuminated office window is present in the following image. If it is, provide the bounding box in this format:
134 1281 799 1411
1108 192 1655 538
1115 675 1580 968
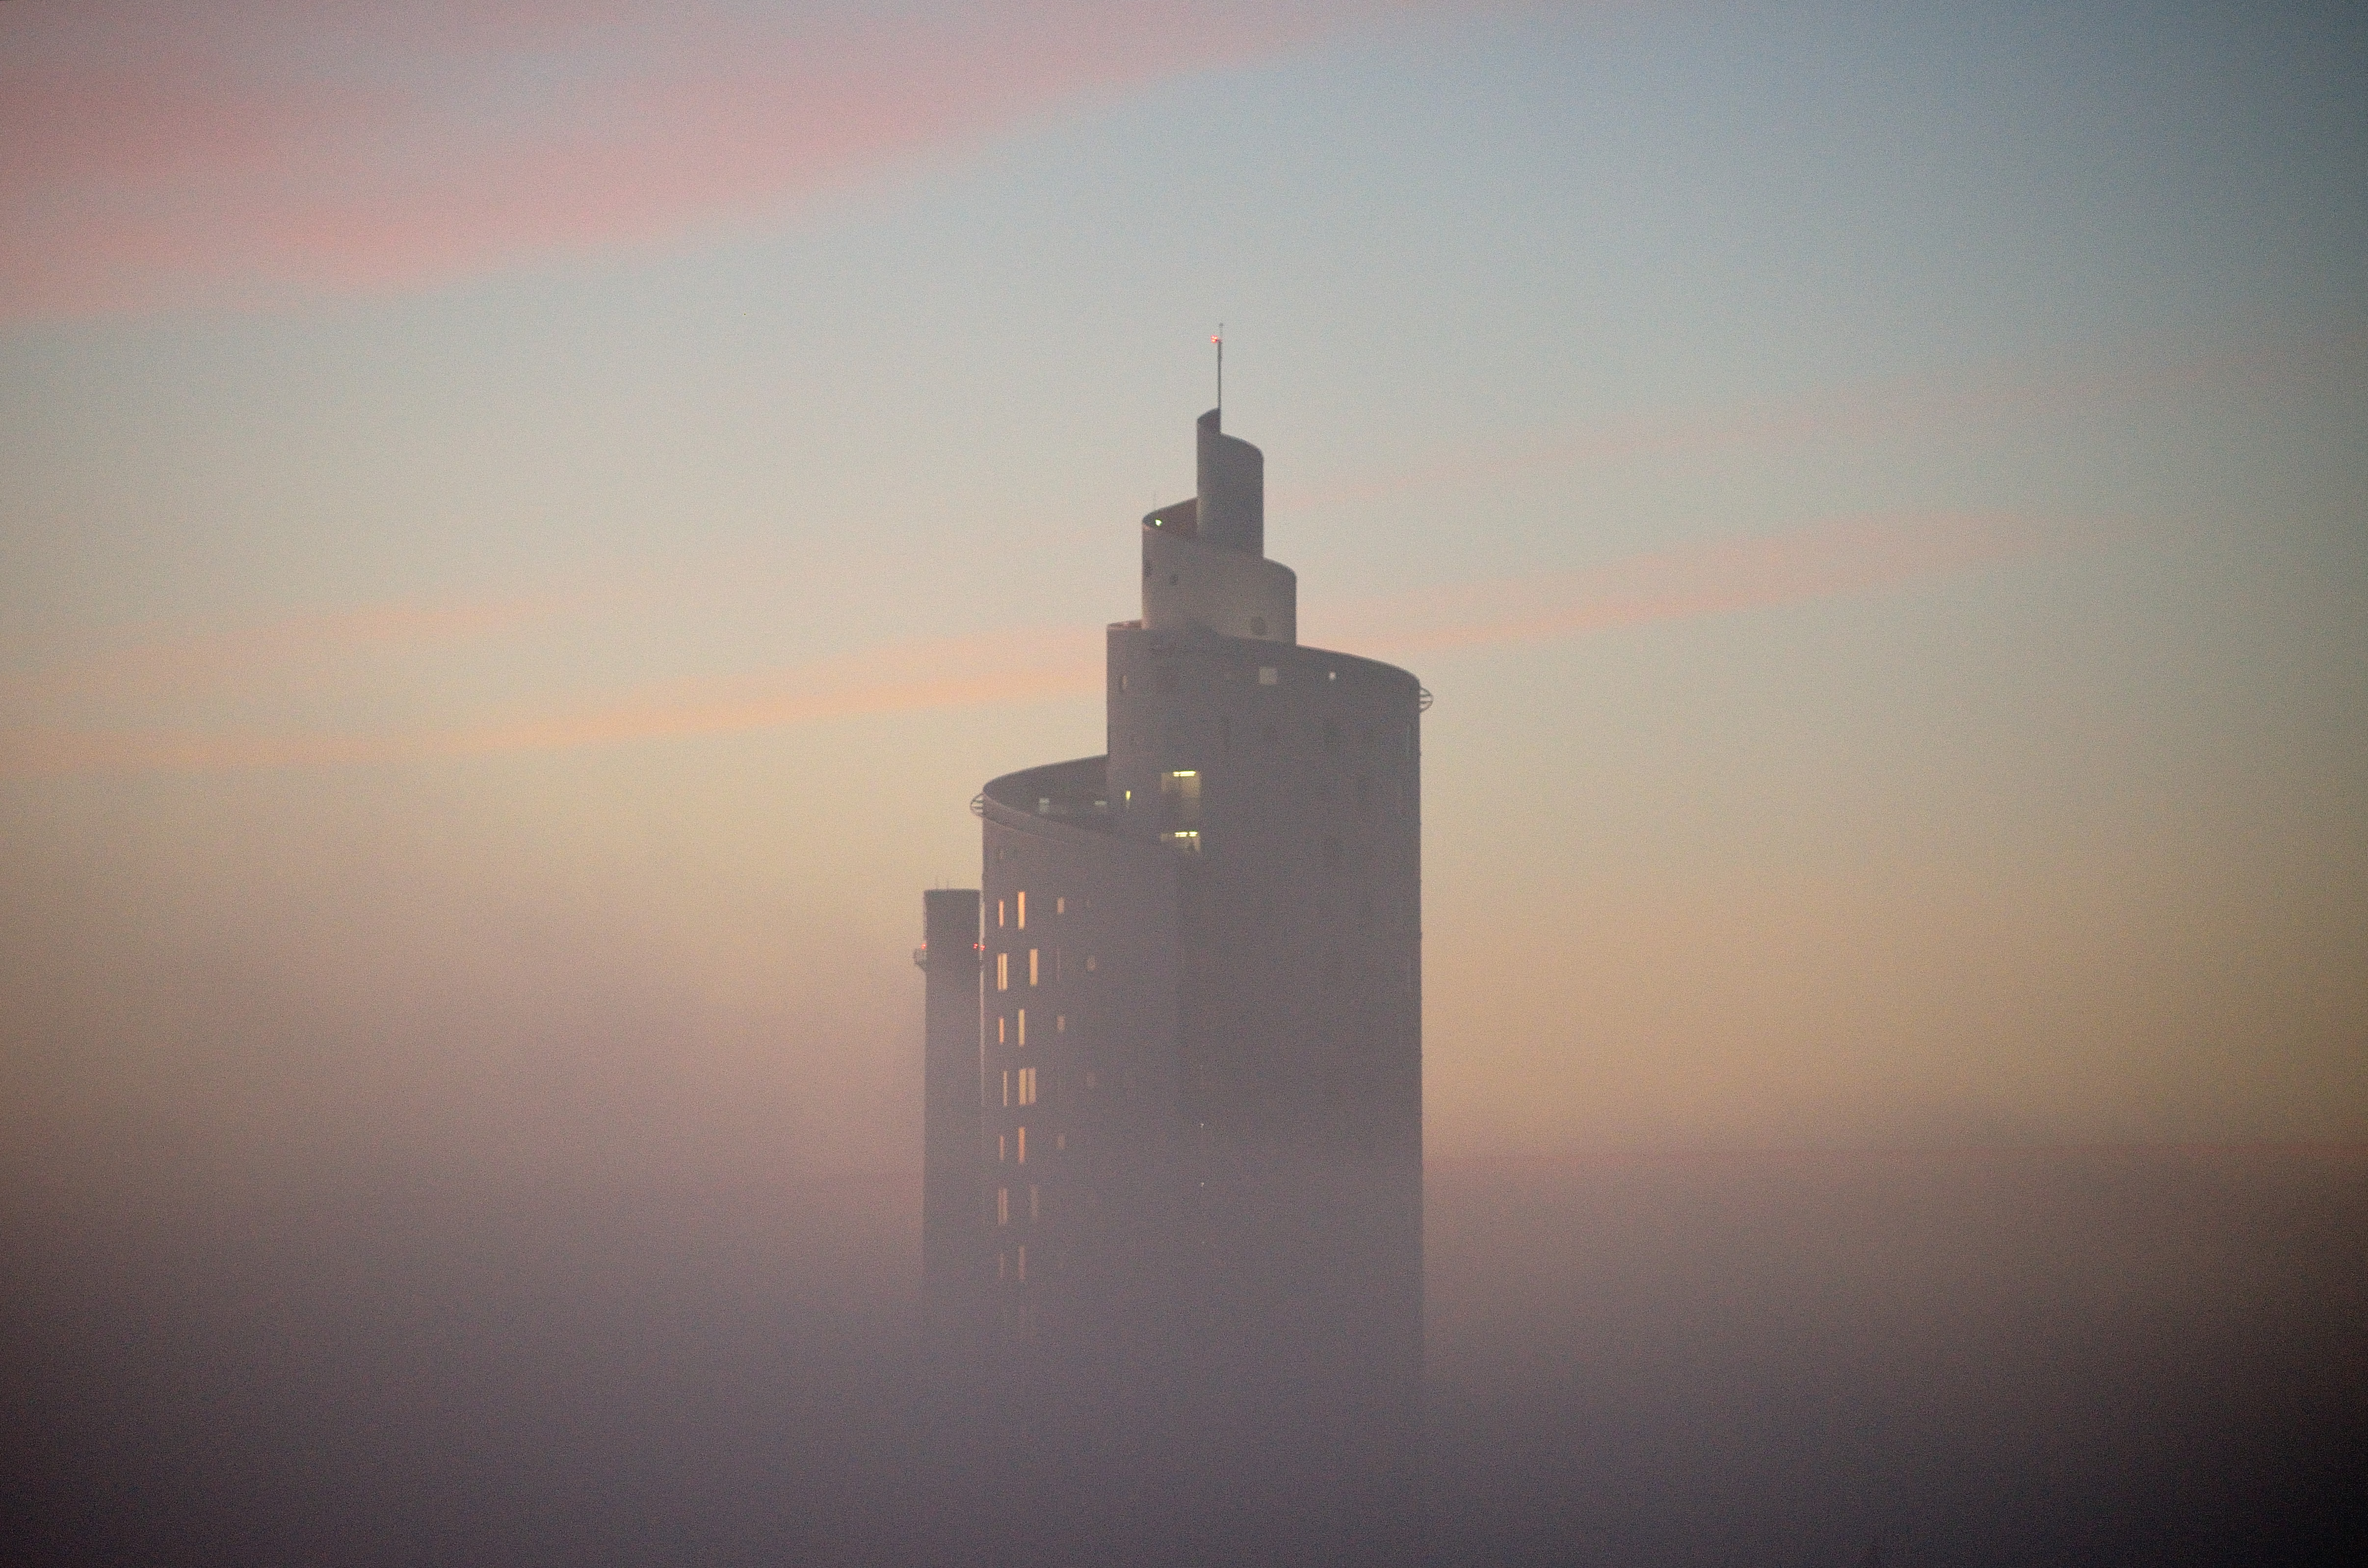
1017 1009 1027 1047
1017 891 1026 930
1028 1185 1040 1222
1018 1067 1036 1106
998 1134 1007 1163
1017 1125 1026 1164
998 899 1006 929
997 952 1009 991
1160 769 1201 828
997 1015 1006 1045
1028 949 1039 986
1056 1014 1065 1034
1001 1070 1010 1108
1085 955 1097 972
998 1187 1009 1226
1055 896 1066 915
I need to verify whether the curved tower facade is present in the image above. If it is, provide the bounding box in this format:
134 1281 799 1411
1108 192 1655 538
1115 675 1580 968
922 408 1423 1562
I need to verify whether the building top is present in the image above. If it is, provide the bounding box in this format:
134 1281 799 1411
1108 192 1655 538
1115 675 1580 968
1139 409 1294 644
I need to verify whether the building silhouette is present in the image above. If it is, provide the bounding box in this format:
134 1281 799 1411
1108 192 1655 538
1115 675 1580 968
917 407 1424 1562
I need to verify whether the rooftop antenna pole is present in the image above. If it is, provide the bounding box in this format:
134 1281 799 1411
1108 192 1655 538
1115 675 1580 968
1213 324 1224 418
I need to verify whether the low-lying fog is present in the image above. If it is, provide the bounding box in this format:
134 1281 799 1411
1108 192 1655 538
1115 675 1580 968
8 1149 2359 1565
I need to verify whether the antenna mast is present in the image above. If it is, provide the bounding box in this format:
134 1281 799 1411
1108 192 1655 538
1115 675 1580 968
1214 324 1224 417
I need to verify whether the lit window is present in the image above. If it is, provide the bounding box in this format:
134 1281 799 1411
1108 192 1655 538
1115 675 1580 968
998 1134 1007 1163
1259 667 1278 685
1056 1014 1066 1034
1002 1070 1010 1108
1161 829 1201 855
1017 1125 1026 1164
1018 1067 1037 1106
998 1187 1009 1226
1017 1009 1026 1047
997 952 1009 991
1085 955 1097 972
1161 769 1201 828
998 1015 1006 1045
998 899 1006 929
1056 896 1066 915
1017 891 1026 930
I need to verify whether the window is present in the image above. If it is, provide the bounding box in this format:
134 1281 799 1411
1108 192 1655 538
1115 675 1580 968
997 1015 1006 1045
1017 891 1026 930
1161 769 1201 828
998 1187 1009 1226
1085 955 1097 972
998 1134 1007 1163
997 952 1009 992
1019 1067 1037 1106
1028 1185 1040 1222
1161 830 1202 856
1056 1013 1065 1034
1001 1070 1010 1108
1259 666 1278 685
1028 948 1039 986
998 899 1006 929
1017 1009 1026 1047
1017 1125 1027 1164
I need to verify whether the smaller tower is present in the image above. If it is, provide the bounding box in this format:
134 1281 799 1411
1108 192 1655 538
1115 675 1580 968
919 889 982 1307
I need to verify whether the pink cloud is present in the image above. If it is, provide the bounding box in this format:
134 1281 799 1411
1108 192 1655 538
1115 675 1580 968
0 594 567 707
0 0 1429 321
0 509 2086 780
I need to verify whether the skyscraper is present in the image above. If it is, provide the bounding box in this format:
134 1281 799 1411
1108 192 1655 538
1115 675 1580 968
920 407 1424 1561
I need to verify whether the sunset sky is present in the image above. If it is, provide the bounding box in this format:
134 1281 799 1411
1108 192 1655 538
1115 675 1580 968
3 0 2362 1199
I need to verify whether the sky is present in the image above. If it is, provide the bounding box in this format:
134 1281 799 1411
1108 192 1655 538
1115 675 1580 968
2 0 2364 1205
